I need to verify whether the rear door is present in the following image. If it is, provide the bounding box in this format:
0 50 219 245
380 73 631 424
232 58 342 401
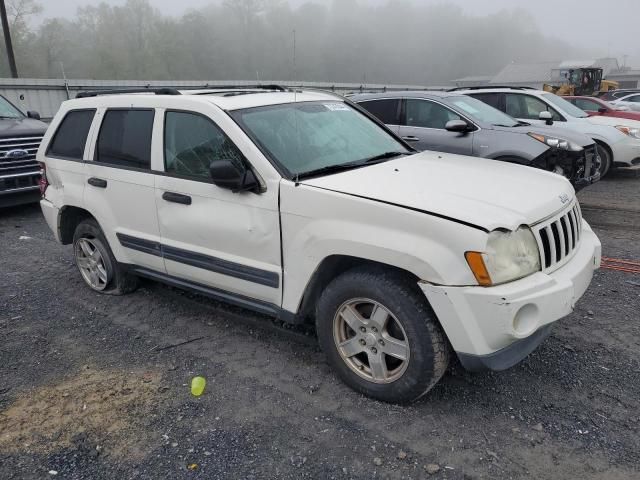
154 106 282 306
84 108 165 272
356 98 401 134
398 98 473 154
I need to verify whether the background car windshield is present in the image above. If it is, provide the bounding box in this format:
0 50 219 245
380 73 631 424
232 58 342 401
449 96 518 127
0 96 24 118
233 101 408 177
542 93 589 118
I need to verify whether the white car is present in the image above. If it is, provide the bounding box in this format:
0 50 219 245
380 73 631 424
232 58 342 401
457 87 640 176
38 87 601 403
610 92 640 112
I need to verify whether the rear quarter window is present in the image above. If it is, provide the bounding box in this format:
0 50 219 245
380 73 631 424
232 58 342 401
358 99 401 125
47 109 96 160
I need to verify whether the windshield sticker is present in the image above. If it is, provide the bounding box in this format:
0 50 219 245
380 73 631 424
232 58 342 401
324 103 351 112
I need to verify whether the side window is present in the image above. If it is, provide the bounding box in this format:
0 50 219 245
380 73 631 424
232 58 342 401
575 99 599 111
405 99 462 129
164 111 245 180
358 99 401 125
505 94 561 121
47 109 95 160
96 109 154 169
627 95 640 103
470 93 502 110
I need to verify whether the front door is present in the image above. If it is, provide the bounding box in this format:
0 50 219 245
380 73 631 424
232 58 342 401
154 108 282 306
398 98 474 154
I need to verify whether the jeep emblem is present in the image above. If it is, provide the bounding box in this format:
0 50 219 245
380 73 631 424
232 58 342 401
5 149 28 159
559 193 571 204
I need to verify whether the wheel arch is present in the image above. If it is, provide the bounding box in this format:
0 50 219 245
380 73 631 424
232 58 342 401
295 255 420 324
58 205 99 245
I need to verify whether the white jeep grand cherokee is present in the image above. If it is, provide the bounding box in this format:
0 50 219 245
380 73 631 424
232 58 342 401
38 86 601 403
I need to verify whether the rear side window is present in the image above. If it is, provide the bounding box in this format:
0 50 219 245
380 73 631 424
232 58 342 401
358 99 401 124
47 109 95 160
96 109 154 169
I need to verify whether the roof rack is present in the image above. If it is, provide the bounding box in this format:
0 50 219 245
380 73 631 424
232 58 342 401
447 85 537 92
76 87 182 98
184 84 289 93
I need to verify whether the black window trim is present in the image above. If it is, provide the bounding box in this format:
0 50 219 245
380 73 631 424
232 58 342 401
92 107 155 171
45 108 97 162
161 108 251 185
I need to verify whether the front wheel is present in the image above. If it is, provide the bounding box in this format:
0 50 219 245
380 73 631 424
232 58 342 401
316 266 450 403
595 144 611 178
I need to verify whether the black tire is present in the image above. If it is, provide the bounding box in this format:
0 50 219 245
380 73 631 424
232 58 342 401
595 143 611 178
316 266 450 404
72 218 139 295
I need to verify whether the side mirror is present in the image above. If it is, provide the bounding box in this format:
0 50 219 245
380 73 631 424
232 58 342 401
27 110 41 120
209 159 259 193
597 107 608 114
539 111 553 125
445 120 470 133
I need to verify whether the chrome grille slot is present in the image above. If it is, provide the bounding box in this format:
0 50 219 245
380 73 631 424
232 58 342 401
533 201 582 272
0 136 43 174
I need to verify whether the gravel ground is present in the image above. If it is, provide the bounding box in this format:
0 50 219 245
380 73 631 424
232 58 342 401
1 177 639 480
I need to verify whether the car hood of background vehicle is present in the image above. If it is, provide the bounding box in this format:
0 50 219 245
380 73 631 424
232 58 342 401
0 117 48 137
300 151 574 232
491 124 594 147
585 115 640 129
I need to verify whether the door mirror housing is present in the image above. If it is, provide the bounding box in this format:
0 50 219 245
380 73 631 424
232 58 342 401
538 111 553 125
445 119 470 133
209 159 259 193
26 110 41 120
597 107 608 114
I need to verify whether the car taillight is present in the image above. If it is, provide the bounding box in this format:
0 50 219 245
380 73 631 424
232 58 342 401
38 161 49 196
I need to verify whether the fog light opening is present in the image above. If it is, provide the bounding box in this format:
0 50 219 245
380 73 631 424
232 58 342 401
513 304 539 337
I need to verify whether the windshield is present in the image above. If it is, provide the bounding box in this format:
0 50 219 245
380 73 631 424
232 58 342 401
542 93 589 118
448 95 519 127
231 101 409 178
0 95 24 118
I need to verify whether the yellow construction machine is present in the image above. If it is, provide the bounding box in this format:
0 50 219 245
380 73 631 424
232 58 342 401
543 67 619 96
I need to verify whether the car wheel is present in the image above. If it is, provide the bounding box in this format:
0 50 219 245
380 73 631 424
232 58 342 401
595 144 611 177
316 266 450 403
72 219 139 295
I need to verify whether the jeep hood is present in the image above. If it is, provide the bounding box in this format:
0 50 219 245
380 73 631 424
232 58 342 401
300 151 575 232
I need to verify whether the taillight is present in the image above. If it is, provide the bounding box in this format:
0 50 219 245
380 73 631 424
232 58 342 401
38 161 49 196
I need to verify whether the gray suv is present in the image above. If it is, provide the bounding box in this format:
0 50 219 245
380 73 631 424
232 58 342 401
351 91 600 190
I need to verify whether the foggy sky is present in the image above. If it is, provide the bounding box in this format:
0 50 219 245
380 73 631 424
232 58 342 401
41 0 640 67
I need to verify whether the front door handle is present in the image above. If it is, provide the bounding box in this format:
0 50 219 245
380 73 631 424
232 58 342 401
88 177 107 188
162 191 192 205
402 136 420 142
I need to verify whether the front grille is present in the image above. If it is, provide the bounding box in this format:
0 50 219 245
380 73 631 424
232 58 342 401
0 135 43 176
532 201 582 272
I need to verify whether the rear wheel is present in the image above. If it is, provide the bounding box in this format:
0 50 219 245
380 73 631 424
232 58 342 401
72 219 138 295
316 266 450 403
595 144 611 177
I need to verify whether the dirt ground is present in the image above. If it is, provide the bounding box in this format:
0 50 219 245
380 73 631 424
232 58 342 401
1 173 639 479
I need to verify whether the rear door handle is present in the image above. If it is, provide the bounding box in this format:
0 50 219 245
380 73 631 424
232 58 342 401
162 191 192 205
88 177 107 188
402 136 420 142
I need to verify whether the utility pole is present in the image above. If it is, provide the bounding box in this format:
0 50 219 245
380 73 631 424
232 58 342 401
0 0 18 78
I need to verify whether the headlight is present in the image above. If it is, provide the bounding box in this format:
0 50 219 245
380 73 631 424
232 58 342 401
465 227 541 286
528 133 582 151
615 126 640 139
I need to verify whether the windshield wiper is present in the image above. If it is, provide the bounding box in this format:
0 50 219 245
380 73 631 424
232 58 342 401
0 115 19 119
296 151 408 180
492 123 518 128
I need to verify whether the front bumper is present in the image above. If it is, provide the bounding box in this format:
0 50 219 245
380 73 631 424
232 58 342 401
421 220 601 371
610 137 640 167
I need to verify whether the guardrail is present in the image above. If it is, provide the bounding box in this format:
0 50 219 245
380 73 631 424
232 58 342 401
0 78 443 120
